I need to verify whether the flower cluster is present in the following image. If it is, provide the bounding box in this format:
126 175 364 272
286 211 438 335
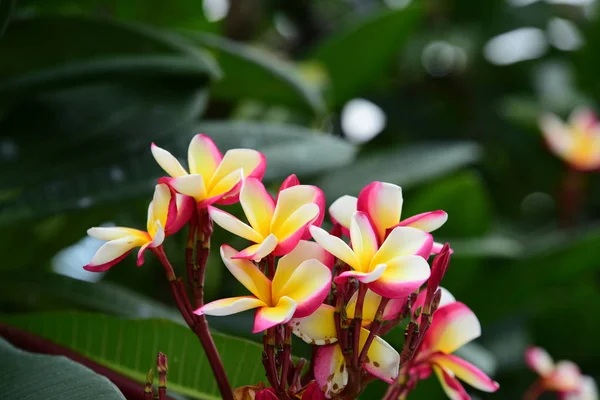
84 134 500 400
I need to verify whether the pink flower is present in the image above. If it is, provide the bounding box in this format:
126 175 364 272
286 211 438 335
84 184 193 271
151 134 266 207
328 181 448 254
195 241 332 333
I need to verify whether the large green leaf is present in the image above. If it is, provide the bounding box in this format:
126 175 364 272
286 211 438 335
0 16 219 96
3 312 267 399
188 33 325 115
0 336 125 399
0 0 14 38
314 141 481 201
306 5 421 106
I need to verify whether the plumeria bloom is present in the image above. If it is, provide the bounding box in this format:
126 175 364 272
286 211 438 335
151 134 266 207
84 184 193 271
195 241 332 333
329 181 448 253
539 107 600 172
291 303 400 398
310 211 432 299
407 295 499 399
525 346 598 400
208 177 325 261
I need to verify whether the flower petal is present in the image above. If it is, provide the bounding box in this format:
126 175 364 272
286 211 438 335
367 255 430 299
147 184 172 232
290 304 338 345
357 182 403 242
196 296 266 316
84 236 148 272
151 143 188 178
346 289 405 324
168 175 207 202
414 287 456 311
278 174 300 194
314 345 348 398
350 212 378 270
253 296 297 333
276 203 319 242
422 302 481 355
525 346 555 377
371 226 433 267
432 241 454 255
207 168 244 201
359 328 400 383
233 234 279 261
220 245 272 303
430 353 499 392
433 366 470 400
398 210 448 232
335 264 387 285
87 227 147 241
539 113 574 160
208 206 263 243
566 376 598 400
240 178 275 237
166 194 194 234
273 259 331 318
329 195 358 230
271 185 323 234
187 134 223 178
310 226 360 270
208 149 266 190
569 107 598 132
546 361 582 392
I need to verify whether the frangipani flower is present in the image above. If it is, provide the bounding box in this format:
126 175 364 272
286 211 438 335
195 241 332 333
329 181 448 253
539 107 600 172
151 134 266 207
291 304 400 398
525 346 598 400
408 299 499 399
310 211 432 298
84 184 193 271
208 177 325 261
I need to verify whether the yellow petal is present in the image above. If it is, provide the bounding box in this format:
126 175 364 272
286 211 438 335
349 212 378 270
148 184 171 231
208 149 264 190
187 134 222 178
309 226 360 271
197 296 266 316
220 245 272 304
151 144 188 177
239 178 275 238
208 206 263 243
270 185 321 234
290 304 338 345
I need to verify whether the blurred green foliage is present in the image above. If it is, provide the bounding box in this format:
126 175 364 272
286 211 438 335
1 0 599 399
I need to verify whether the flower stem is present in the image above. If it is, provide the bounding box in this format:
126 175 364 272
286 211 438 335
263 329 279 389
358 297 389 364
279 325 292 392
352 283 367 367
194 208 213 309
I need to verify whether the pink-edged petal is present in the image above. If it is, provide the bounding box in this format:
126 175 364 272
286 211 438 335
195 296 266 316
273 259 331 318
350 211 378 270
367 255 430 299
569 107 598 132
329 195 357 230
207 168 244 201
422 302 481 355
432 241 454 255
272 215 315 257
169 174 207 202
346 289 406 324
290 304 338 345
233 234 279 261
398 210 448 232
371 226 433 267
525 346 555 377
239 178 275 237
146 220 166 249
208 148 266 190
147 184 172 231
253 296 297 333
335 264 387 285
314 345 348 398
545 361 582 392
566 376 599 400
357 182 403 242
187 134 223 178
151 143 188 178
431 353 499 392
278 174 300 194
433 366 470 400
272 203 320 255
359 328 400 383
83 236 148 272
220 245 272 303
271 185 323 234
310 225 360 270
539 113 574 159
208 206 263 243
87 227 147 241
166 194 194 234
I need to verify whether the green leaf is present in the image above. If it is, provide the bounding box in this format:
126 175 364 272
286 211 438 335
3 312 266 400
314 141 481 201
0 0 14 38
0 336 125 399
307 5 421 106
0 16 220 96
188 33 326 115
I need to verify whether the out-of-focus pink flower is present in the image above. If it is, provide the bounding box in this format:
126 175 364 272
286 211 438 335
84 184 193 271
539 107 600 172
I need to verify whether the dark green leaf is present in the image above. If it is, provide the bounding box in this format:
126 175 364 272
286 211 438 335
188 33 325 115
3 312 266 399
0 336 125 399
307 5 421 106
0 0 14 38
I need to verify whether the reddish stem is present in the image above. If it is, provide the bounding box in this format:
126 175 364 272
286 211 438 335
194 208 212 309
358 297 389 364
264 329 279 389
279 325 292 392
559 167 585 228
352 283 367 367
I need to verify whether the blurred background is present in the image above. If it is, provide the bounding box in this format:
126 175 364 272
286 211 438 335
1 0 599 398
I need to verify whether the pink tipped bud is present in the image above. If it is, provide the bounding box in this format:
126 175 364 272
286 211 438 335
279 174 300 192
157 352 168 373
425 243 451 311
